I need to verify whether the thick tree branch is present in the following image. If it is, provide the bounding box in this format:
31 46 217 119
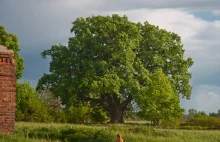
79 94 110 111
121 94 133 109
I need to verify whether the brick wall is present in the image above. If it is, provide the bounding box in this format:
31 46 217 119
0 45 16 134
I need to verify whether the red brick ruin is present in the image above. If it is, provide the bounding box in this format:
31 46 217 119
0 45 16 134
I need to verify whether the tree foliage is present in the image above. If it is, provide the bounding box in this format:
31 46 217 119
188 108 198 118
137 70 184 126
16 81 52 122
0 26 25 79
209 109 220 117
38 89 63 111
37 14 193 123
65 103 92 124
138 23 193 99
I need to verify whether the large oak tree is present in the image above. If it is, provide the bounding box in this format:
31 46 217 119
37 14 193 123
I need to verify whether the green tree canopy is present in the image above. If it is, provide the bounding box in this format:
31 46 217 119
138 22 193 99
0 26 25 79
137 69 184 126
188 108 198 117
37 14 193 123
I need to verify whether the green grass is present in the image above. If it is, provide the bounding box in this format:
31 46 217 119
1 122 220 142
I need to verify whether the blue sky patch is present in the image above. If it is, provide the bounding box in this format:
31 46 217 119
193 11 220 21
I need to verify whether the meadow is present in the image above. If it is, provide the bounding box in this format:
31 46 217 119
1 122 220 142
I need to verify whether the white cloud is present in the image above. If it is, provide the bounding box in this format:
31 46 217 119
106 9 219 59
212 10 220 15
109 9 207 41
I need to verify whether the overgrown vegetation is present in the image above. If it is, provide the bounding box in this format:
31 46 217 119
182 116 220 129
16 81 53 122
1 123 220 142
179 108 220 130
16 81 109 123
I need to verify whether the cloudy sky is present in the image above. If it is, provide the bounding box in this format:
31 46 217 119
0 0 220 113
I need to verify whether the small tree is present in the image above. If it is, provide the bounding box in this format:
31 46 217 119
137 70 184 126
0 26 25 79
197 111 207 117
188 108 198 118
16 81 52 122
38 89 63 111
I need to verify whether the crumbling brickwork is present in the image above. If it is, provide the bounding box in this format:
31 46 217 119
0 45 16 134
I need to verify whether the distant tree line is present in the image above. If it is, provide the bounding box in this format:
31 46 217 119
185 108 220 119
180 108 220 129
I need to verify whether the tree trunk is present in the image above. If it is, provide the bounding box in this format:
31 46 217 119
84 93 133 124
153 119 160 126
109 106 125 123
105 94 132 124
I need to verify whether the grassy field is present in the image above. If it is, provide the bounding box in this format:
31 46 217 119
1 122 220 142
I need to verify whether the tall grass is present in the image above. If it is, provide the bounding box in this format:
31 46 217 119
1 122 220 142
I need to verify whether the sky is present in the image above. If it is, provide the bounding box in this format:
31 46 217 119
0 0 220 114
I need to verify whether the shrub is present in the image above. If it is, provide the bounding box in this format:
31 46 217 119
90 106 109 123
65 104 92 123
187 116 220 129
16 81 53 122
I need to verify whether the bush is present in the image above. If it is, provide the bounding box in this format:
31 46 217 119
49 109 67 123
90 106 109 123
16 81 53 122
187 116 220 129
65 104 92 123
